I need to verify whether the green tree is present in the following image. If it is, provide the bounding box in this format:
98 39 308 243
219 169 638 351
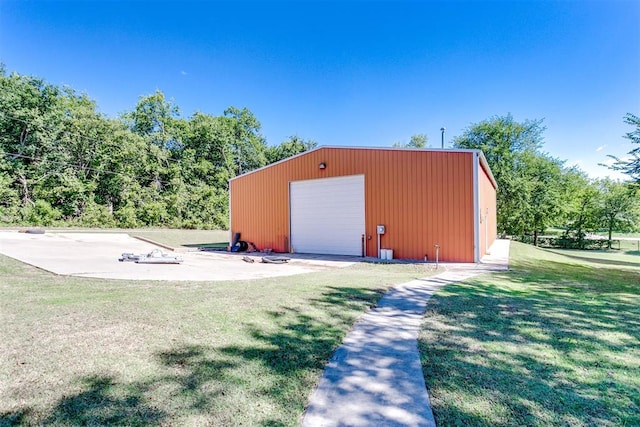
392 133 428 148
266 135 318 163
0 67 289 229
562 169 601 248
597 179 640 248
224 106 267 176
125 90 184 149
607 113 640 182
0 70 65 213
0 69 110 223
522 153 567 246
183 112 236 185
453 114 545 235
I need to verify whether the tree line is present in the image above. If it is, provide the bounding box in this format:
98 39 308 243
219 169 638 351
0 67 315 229
1 67 638 241
453 114 640 247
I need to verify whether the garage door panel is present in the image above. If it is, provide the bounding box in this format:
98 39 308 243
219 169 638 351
290 175 365 256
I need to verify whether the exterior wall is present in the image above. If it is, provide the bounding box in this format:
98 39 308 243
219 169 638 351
478 156 498 258
230 147 479 262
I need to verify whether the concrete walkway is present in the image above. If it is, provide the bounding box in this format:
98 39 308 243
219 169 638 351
301 240 511 427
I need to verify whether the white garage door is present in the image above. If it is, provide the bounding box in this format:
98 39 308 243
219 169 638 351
290 175 365 256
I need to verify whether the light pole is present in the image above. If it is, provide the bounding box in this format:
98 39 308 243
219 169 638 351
440 127 446 149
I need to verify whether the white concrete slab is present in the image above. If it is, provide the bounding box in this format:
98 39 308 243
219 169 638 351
0 231 350 281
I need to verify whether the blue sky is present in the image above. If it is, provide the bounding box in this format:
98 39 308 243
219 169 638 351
1 0 639 179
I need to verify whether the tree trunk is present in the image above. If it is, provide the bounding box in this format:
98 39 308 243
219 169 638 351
608 221 613 249
533 229 538 246
18 173 33 207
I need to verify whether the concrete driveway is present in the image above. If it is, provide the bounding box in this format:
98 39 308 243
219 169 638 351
0 231 354 281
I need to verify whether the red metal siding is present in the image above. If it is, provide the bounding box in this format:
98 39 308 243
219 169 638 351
230 148 479 262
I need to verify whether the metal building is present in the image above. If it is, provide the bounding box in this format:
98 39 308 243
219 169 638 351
229 147 497 262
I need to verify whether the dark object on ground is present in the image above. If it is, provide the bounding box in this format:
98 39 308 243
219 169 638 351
230 232 250 253
230 232 243 252
231 240 249 252
261 256 291 264
242 256 255 263
119 249 183 264
23 228 45 234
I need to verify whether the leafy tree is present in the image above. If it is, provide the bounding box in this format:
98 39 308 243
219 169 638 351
562 169 601 248
522 153 567 246
224 106 267 176
392 133 428 148
266 135 318 163
597 179 640 248
125 90 184 149
607 113 640 182
183 112 236 185
453 114 546 236
0 70 65 212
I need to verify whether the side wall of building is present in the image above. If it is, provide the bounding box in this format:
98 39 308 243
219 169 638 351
478 156 498 257
230 148 477 262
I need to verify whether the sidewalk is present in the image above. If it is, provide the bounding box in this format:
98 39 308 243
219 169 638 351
301 240 511 427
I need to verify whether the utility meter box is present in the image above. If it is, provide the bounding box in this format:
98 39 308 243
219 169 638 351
377 225 386 235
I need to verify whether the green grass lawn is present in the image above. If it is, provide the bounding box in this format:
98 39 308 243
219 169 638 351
0 252 435 426
129 229 229 249
419 241 640 426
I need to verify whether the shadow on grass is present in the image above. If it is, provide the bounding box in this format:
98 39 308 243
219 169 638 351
218 286 386 414
6 286 386 426
545 249 640 269
0 408 32 427
3 376 166 426
419 249 640 426
225 286 385 366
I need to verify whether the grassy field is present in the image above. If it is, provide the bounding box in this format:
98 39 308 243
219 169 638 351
0 251 436 426
419 241 640 426
129 229 229 249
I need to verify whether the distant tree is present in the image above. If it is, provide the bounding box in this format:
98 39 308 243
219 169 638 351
522 153 567 246
266 135 318 163
392 133 428 148
597 179 640 248
606 113 640 182
562 170 601 248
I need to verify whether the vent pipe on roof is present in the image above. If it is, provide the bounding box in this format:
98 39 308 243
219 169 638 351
440 127 446 149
